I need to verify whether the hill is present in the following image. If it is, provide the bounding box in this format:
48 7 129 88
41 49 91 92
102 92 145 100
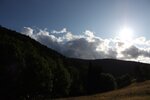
0 26 150 99
0 26 69 99
56 80 150 100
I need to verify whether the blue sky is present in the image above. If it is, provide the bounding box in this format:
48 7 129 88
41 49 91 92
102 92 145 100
1 0 150 63
1 0 150 38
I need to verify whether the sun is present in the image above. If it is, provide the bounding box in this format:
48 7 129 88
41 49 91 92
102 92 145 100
118 27 134 41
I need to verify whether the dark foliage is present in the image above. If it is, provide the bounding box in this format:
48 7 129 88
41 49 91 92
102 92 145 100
116 74 132 88
99 73 117 92
134 63 150 82
0 27 69 99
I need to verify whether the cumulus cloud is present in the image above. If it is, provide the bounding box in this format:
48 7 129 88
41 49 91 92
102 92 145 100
21 27 150 63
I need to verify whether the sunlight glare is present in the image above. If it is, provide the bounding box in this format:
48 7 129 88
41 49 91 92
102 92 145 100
118 27 134 41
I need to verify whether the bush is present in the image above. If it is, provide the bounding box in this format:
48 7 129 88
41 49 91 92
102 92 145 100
117 74 131 88
87 72 117 94
99 73 117 92
135 65 150 82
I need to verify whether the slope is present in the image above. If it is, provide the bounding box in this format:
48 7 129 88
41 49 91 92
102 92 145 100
56 80 150 100
0 26 70 99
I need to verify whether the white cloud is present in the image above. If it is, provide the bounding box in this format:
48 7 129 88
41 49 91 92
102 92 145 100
51 28 67 34
21 27 150 63
22 27 33 36
85 30 94 38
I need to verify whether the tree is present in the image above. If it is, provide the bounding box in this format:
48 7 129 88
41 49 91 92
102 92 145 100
117 74 131 88
98 73 117 92
52 59 71 97
18 54 54 99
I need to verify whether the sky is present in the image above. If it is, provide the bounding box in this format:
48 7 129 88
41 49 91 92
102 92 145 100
1 0 150 63
1 0 150 38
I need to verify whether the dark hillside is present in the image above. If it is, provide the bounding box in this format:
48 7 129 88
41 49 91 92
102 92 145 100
0 26 69 99
66 58 144 77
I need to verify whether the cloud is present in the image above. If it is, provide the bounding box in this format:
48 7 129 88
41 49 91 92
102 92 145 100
21 27 150 63
51 28 67 34
22 27 33 36
122 46 140 59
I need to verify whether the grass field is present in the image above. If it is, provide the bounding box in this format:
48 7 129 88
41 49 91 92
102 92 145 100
56 80 150 100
